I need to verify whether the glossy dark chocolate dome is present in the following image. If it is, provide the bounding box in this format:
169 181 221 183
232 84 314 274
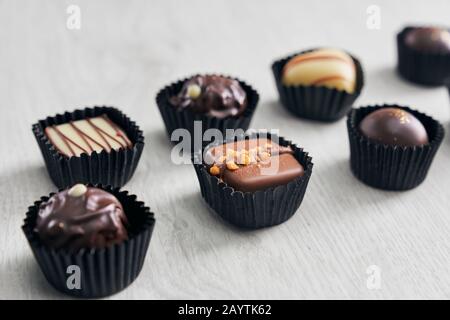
404 27 450 53
358 107 429 147
35 185 128 253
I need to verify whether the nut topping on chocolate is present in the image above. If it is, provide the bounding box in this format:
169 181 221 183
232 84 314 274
68 184 88 197
170 75 247 118
204 138 304 192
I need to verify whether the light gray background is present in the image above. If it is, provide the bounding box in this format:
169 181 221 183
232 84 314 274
1 0 449 299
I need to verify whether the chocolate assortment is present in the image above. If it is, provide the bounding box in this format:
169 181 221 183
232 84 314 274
22 22 449 298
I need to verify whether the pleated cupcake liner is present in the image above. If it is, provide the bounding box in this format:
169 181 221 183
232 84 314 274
192 132 313 229
22 184 156 298
347 104 445 190
397 27 450 86
32 106 145 189
271 48 364 122
446 77 450 97
156 74 259 152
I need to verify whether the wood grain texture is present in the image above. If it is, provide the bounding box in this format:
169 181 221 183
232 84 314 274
0 0 449 299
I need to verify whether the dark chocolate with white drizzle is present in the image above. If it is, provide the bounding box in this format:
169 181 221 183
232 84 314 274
35 184 128 253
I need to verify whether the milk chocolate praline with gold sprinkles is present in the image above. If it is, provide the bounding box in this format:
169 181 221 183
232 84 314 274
204 138 304 192
192 133 313 228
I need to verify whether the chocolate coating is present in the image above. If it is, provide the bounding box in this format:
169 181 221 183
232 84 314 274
359 108 429 147
35 186 128 253
282 48 356 94
404 27 450 53
205 138 304 192
170 75 247 118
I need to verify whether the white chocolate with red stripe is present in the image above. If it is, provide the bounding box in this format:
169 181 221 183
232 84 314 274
282 48 356 94
45 115 132 157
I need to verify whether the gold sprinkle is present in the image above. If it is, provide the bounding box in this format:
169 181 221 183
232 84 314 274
391 109 410 124
239 153 251 165
217 155 226 164
226 161 239 171
226 149 236 157
249 149 258 163
209 165 220 176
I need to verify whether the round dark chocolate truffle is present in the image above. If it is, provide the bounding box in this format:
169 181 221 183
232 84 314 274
170 75 247 118
404 27 450 53
35 184 128 253
358 107 429 147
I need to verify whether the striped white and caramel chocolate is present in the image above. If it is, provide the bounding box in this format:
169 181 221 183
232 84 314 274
281 48 356 94
45 115 132 157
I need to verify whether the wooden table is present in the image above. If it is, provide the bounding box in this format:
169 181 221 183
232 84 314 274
1 0 449 299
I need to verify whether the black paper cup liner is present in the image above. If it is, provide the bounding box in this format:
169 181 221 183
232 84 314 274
32 106 145 189
272 48 364 122
156 74 259 152
397 27 450 86
192 132 313 229
446 77 450 98
22 184 155 298
347 104 445 190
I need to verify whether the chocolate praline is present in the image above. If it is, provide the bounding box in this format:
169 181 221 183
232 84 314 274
170 75 247 118
358 107 429 147
35 184 128 253
204 138 304 192
404 27 450 53
44 114 133 158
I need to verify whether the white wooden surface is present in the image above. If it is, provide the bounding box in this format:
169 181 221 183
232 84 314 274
1 0 450 300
